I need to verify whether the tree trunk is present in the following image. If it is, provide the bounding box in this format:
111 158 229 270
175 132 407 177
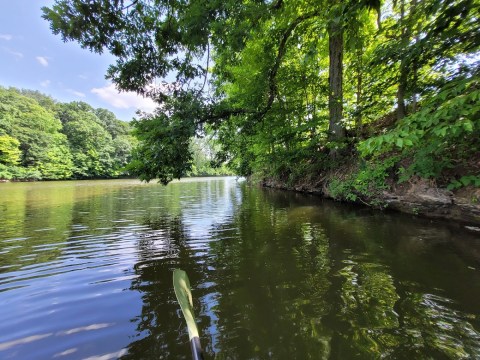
411 0 419 114
355 46 363 135
328 17 345 142
412 65 418 113
396 0 408 121
397 64 407 121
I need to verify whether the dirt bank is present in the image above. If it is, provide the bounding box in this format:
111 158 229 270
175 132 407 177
262 176 480 227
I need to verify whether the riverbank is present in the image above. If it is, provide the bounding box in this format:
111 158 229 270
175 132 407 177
261 168 480 227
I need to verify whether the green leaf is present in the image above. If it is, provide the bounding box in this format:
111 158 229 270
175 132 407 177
448 180 462 190
396 138 403 148
463 120 473 132
460 176 471 186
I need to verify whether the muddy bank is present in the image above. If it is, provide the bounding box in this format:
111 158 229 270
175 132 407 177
262 177 480 227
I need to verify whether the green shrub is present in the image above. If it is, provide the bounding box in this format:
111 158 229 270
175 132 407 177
328 156 399 207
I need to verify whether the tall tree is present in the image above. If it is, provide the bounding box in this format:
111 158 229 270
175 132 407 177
0 134 21 166
56 102 116 178
0 87 67 168
43 0 370 180
328 0 346 141
42 0 478 186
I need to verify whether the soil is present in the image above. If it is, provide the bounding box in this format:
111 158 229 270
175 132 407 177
262 175 480 226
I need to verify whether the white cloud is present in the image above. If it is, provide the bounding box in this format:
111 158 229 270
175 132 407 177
40 80 51 87
91 83 157 113
36 56 49 67
78 74 88 80
0 34 12 41
67 89 86 98
2 47 23 58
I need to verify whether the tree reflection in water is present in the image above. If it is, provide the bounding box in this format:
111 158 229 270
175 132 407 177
117 181 480 359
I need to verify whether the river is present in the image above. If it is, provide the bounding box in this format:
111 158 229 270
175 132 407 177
0 177 479 359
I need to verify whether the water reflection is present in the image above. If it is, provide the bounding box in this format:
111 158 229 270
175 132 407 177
0 178 479 359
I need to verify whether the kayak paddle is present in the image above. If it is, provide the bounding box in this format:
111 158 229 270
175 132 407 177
173 269 205 360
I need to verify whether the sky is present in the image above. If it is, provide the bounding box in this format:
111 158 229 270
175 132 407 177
0 1 157 121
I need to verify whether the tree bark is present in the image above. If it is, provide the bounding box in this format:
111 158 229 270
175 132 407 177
411 0 419 114
397 64 407 121
396 0 408 121
355 46 363 135
328 16 345 141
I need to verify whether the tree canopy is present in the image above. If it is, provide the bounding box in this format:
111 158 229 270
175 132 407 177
42 0 480 189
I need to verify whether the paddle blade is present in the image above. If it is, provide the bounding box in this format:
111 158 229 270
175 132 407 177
173 269 199 340
173 269 204 359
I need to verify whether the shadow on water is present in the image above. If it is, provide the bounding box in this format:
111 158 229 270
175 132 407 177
122 216 195 359
120 182 480 359
0 178 479 359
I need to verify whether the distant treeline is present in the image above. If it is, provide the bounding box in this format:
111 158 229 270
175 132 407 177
0 86 233 181
0 87 135 180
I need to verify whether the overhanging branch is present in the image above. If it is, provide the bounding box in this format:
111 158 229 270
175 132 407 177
202 11 320 124
258 10 320 120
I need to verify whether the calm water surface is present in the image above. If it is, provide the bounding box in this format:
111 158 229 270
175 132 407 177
0 178 479 359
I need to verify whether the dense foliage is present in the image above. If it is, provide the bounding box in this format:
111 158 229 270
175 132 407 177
0 87 135 180
0 87 229 181
42 0 479 193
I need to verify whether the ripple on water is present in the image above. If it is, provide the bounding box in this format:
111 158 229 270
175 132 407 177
2 237 30 243
0 178 479 359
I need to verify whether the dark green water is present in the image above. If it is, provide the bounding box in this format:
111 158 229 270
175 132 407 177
0 178 479 359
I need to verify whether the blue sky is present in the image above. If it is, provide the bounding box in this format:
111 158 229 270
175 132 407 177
0 1 156 121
